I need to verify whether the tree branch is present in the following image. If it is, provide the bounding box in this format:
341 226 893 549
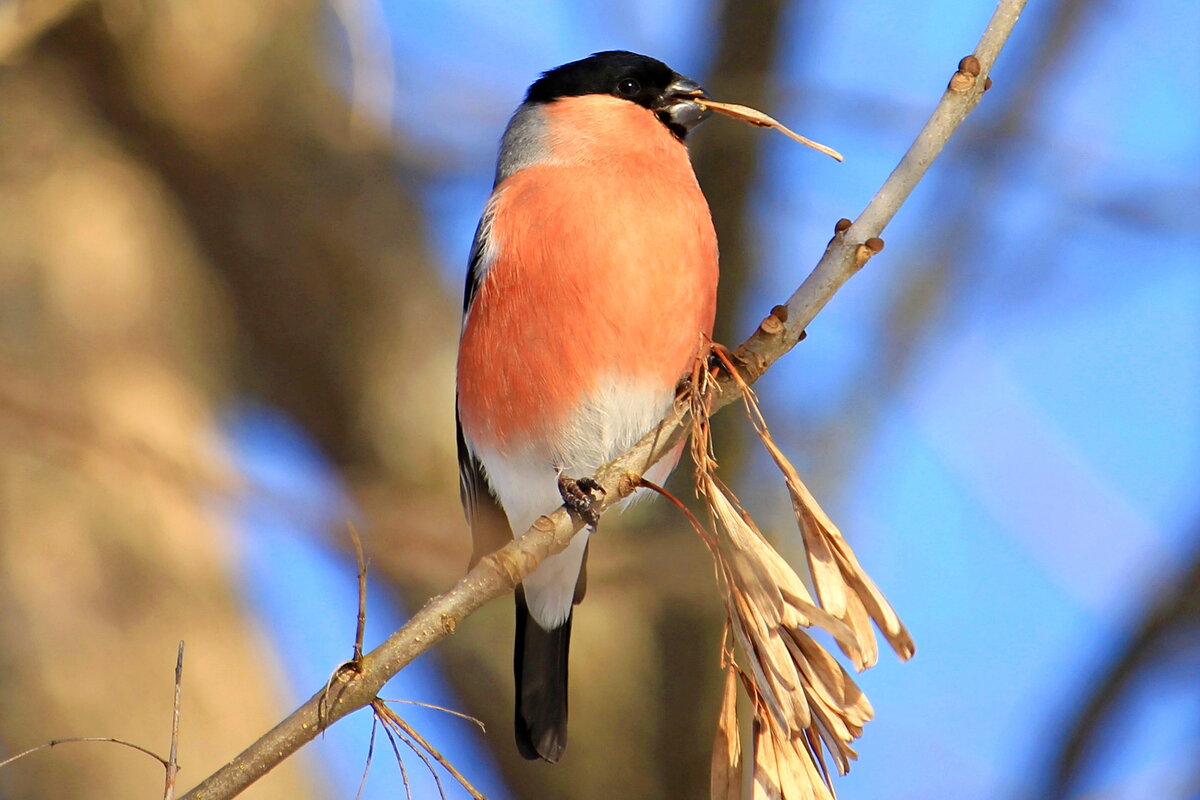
179 2 1027 797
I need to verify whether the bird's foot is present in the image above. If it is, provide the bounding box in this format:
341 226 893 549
706 341 741 377
557 474 605 528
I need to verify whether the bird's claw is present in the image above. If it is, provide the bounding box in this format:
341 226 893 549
557 475 605 528
706 342 740 377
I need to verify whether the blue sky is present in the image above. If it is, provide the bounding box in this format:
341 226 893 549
228 0 1200 797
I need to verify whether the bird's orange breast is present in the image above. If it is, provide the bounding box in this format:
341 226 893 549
458 97 718 454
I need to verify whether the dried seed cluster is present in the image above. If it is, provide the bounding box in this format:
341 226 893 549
687 350 914 800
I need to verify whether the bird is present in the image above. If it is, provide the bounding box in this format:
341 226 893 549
456 50 718 763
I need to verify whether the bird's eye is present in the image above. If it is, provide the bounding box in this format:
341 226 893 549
616 78 640 97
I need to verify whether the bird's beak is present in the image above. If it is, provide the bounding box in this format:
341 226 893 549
656 75 711 134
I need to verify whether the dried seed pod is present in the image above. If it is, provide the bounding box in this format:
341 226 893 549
696 99 844 162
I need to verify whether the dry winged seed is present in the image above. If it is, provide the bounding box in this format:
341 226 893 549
751 715 782 800
697 99 844 162
711 668 742 800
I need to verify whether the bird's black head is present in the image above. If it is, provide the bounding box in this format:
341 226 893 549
525 51 709 139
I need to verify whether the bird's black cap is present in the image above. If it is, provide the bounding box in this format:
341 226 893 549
526 51 679 106
525 51 707 138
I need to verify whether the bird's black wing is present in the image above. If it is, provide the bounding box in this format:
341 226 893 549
458 210 512 568
457 409 512 569
461 208 491 314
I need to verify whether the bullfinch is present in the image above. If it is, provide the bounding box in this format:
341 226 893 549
456 51 718 762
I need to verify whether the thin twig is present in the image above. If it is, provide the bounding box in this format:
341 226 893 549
349 522 368 666
0 643 189 791
0 738 169 771
178 3 1027 797
374 703 447 800
378 703 488 800
165 641 185 800
376 698 487 732
0 645 187 793
373 700 488 800
635 477 719 551
376 717 413 800
321 522 371 726
355 716 379 800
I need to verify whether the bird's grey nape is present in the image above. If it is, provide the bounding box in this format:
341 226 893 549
494 103 549 187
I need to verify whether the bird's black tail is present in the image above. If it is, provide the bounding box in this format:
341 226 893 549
514 587 571 762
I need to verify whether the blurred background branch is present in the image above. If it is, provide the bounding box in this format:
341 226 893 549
1041 526 1200 800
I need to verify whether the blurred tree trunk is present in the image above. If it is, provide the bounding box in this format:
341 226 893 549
0 0 457 796
0 19 319 798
